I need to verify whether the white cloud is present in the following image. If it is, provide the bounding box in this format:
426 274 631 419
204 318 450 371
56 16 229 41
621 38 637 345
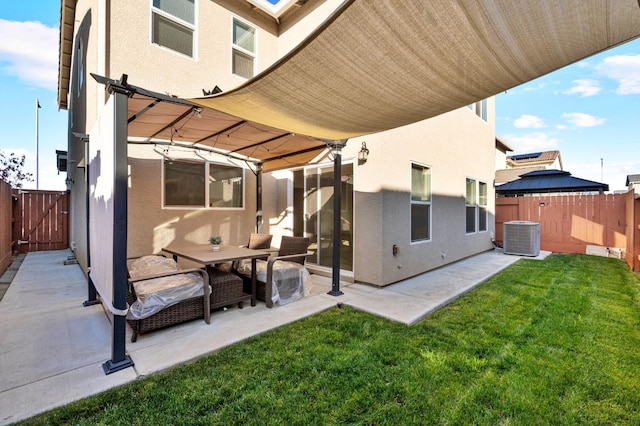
0 19 59 91
513 114 545 128
0 148 33 160
502 132 560 153
566 159 640 191
562 112 606 127
597 54 640 94
562 79 601 97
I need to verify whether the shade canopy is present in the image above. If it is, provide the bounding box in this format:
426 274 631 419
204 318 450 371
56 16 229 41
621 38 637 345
101 1 640 172
188 0 640 140
93 75 329 173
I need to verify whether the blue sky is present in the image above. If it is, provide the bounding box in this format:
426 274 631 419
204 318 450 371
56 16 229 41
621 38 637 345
1 1 639 192
0 0 67 190
496 43 640 192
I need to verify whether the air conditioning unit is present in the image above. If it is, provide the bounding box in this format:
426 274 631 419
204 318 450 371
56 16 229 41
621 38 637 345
503 221 540 256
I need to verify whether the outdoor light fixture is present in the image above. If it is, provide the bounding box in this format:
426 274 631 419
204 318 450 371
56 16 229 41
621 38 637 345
358 141 369 165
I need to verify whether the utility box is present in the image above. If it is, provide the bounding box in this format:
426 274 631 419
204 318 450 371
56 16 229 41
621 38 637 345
503 221 540 256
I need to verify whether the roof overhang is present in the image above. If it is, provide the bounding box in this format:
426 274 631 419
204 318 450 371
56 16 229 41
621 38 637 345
57 0 75 110
245 0 302 20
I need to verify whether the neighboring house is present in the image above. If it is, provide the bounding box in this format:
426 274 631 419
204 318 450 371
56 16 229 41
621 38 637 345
507 150 563 170
57 0 496 287
494 136 513 176
626 174 640 195
495 150 563 186
496 169 609 197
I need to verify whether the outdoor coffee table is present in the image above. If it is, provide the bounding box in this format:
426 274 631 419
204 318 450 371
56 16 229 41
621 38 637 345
162 244 269 307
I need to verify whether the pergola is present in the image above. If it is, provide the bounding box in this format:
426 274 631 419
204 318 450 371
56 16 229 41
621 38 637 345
84 0 640 373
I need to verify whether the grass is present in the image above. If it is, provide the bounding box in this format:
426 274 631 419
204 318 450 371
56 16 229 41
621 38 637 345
20 254 640 425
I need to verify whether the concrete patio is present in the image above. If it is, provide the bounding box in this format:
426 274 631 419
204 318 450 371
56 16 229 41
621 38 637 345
0 248 547 424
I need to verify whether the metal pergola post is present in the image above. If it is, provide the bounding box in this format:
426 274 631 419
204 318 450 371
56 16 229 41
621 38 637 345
256 163 263 233
327 140 346 297
102 78 134 375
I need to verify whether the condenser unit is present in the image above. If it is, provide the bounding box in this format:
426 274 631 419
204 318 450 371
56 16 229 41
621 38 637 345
503 221 540 256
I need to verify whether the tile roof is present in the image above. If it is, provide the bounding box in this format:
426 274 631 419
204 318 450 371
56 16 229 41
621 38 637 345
626 174 640 185
495 166 544 184
507 150 560 165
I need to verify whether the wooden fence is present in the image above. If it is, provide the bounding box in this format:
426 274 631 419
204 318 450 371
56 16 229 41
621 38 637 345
0 180 14 276
496 191 640 272
13 190 70 254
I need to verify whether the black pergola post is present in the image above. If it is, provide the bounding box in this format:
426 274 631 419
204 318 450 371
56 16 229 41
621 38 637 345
256 163 263 233
327 140 346 297
102 78 134 375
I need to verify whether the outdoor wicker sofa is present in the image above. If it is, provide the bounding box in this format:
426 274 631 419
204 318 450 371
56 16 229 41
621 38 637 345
126 255 211 342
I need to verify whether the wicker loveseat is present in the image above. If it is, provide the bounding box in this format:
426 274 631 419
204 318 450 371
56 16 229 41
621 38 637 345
126 255 211 342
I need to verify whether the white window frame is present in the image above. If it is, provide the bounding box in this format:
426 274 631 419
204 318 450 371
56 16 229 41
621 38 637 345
231 16 257 79
150 0 197 59
162 159 245 210
478 181 488 232
466 177 477 234
410 162 432 243
466 178 488 234
467 98 488 122
76 36 84 97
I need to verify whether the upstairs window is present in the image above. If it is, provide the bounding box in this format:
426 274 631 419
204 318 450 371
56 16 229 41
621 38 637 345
467 98 488 122
152 0 195 57
232 18 256 79
411 163 431 242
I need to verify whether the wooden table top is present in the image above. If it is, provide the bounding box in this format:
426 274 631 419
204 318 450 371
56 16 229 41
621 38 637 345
162 244 269 266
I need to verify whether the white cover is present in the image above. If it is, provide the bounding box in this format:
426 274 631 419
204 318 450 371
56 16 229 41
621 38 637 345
127 256 206 320
237 259 310 305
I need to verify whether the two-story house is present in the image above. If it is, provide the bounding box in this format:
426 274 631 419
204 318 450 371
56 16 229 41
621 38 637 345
58 0 497 288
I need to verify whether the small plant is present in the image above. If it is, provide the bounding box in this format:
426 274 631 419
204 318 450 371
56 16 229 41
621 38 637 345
209 236 222 245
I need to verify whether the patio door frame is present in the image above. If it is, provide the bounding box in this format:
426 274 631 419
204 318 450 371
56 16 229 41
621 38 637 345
297 160 354 273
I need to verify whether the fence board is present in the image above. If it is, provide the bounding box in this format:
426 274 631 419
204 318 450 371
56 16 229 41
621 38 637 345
0 180 13 276
496 193 638 270
14 190 69 253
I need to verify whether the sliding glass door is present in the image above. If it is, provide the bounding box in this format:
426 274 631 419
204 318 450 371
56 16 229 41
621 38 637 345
293 163 353 271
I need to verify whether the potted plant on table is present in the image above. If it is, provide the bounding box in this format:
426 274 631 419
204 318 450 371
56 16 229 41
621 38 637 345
209 236 222 251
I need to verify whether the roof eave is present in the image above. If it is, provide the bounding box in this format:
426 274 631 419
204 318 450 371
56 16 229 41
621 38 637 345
57 0 76 110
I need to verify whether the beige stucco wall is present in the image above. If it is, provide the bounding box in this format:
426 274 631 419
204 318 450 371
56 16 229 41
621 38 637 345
107 0 280 97
65 0 497 285
65 0 103 273
126 144 259 266
277 0 345 55
262 100 496 286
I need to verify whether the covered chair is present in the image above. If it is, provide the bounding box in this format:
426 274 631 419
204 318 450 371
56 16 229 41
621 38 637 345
126 255 211 342
236 236 311 308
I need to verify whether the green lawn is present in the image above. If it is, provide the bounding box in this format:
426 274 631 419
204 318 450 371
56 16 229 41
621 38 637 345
22 254 640 425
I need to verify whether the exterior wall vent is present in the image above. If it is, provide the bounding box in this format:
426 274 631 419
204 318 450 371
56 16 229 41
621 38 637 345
503 221 540 256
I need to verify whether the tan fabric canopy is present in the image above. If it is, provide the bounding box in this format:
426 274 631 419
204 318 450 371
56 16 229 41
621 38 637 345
188 0 640 140
101 76 329 173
